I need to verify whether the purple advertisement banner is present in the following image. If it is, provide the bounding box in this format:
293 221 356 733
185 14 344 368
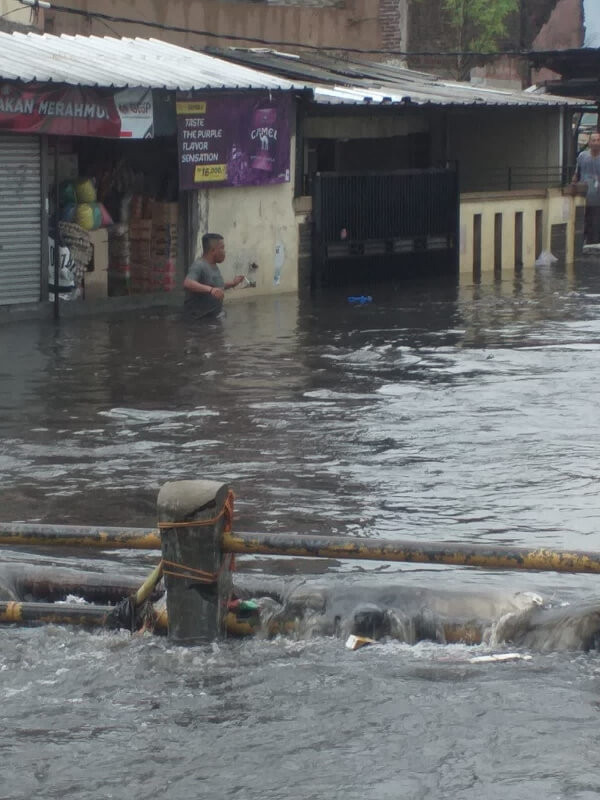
176 91 292 190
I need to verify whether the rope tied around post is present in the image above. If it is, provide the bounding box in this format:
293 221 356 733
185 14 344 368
161 558 228 584
157 489 236 583
160 490 236 581
157 490 235 532
157 483 236 642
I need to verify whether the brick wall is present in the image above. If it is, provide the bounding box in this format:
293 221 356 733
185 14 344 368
405 0 575 82
378 0 406 51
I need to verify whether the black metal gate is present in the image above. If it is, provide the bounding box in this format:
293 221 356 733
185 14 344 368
312 167 458 287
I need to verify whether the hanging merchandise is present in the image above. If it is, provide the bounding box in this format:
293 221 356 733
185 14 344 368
91 203 103 230
75 177 97 204
98 203 113 227
75 203 97 231
48 239 79 302
58 221 93 291
59 181 77 206
61 203 77 223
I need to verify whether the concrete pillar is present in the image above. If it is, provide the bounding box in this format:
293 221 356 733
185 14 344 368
157 480 233 645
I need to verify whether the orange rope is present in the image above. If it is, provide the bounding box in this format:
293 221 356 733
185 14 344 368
157 490 235 531
158 490 236 583
162 558 220 584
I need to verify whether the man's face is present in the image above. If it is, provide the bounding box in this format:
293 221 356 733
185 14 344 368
590 133 600 150
212 239 226 263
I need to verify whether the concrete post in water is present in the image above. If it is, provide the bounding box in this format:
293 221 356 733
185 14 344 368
157 480 233 645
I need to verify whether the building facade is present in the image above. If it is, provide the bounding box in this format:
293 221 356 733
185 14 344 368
0 32 589 315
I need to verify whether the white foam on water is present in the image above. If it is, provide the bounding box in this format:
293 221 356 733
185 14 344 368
99 407 220 423
180 439 221 449
303 389 377 400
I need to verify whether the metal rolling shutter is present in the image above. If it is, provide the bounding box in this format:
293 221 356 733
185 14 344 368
0 134 41 305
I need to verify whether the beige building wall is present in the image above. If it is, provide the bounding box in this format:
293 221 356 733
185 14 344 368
188 104 579 297
196 133 299 298
459 189 585 277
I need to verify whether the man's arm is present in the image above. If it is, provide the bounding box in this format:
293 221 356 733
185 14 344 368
224 276 245 290
183 276 223 300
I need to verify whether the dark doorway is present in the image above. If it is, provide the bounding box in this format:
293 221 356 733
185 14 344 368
312 167 458 287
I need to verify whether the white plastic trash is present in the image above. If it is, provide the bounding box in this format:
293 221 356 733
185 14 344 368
535 250 558 267
345 634 376 651
469 653 532 664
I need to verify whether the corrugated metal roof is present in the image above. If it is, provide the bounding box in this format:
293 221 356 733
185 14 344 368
0 32 296 90
0 31 588 109
214 48 590 108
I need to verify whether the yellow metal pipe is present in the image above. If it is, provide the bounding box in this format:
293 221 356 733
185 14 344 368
4 522 600 576
0 601 23 623
0 523 161 550
134 562 164 606
0 601 107 627
223 531 600 575
0 601 486 644
0 601 257 637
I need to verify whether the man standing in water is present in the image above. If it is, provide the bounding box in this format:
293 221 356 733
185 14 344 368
183 233 245 317
573 131 600 244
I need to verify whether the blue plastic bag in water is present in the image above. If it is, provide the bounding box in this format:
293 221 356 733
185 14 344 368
348 296 372 304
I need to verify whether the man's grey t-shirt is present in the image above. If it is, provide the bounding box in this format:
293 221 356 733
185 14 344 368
184 257 225 317
577 149 600 206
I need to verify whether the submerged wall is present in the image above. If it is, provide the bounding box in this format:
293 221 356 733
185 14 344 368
193 133 300 298
459 188 585 276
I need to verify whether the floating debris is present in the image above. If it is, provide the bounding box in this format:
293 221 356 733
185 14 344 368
469 653 532 664
345 634 377 651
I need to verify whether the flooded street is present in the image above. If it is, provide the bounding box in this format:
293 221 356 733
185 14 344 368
2 259 600 798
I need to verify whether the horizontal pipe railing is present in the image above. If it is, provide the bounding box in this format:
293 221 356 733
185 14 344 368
0 600 114 628
2 522 600 575
0 522 161 550
223 531 600 575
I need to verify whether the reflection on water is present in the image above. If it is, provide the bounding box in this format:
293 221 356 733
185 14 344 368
2 260 600 798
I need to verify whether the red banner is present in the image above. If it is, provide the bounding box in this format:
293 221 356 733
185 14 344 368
0 83 153 138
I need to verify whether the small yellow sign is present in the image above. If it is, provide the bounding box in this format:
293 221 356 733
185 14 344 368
194 164 227 182
176 101 207 115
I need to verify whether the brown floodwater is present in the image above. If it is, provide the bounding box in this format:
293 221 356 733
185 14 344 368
2 258 600 799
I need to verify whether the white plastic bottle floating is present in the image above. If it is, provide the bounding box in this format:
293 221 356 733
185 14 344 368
469 653 533 664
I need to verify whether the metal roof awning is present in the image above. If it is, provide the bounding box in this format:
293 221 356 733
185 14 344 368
0 31 589 110
0 32 297 91
213 48 589 109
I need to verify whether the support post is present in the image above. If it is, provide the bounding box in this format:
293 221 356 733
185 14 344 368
157 480 233 645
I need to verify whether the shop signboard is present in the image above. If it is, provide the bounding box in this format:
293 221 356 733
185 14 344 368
0 83 154 138
176 91 291 190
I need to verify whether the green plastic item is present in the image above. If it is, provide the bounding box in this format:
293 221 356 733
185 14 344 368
238 600 259 612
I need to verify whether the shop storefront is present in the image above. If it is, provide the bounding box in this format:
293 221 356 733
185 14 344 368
0 81 183 307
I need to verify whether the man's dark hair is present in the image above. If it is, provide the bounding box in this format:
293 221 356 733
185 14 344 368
202 233 224 254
